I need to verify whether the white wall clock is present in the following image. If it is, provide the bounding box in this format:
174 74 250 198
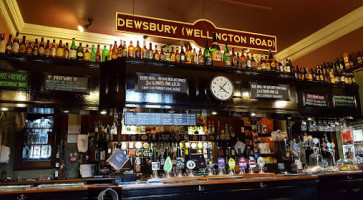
210 76 234 101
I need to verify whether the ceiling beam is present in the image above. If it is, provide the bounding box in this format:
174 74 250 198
275 5 363 61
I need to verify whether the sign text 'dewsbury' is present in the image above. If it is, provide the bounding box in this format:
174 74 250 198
116 12 277 52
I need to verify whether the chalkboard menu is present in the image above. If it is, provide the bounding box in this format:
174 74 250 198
136 73 188 94
333 95 356 108
0 71 28 90
249 83 290 100
125 112 196 125
303 93 328 107
44 74 88 93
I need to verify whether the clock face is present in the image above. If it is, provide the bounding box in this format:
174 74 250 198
210 76 234 101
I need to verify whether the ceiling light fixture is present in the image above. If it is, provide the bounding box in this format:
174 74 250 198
78 18 93 32
1 107 9 111
100 110 107 115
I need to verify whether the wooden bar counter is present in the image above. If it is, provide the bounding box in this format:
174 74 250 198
0 172 362 200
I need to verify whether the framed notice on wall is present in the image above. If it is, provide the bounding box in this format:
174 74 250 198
44 74 89 93
136 73 188 94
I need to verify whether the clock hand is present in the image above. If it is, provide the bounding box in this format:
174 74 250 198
218 85 228 93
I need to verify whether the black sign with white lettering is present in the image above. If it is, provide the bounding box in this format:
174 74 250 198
303 93 328 107
136 73 188 94
0 71 28 90
125 112 196 126
44 74 89 93
249 83 290 100
333 95 356 108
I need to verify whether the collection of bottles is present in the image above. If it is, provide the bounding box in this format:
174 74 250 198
295 58 357 84
123 120 234 141
0 33 293 73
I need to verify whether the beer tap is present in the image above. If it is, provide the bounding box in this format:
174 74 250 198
207 148 214 176
217 147 225 175
227 147 236 175
150 147 159 180
176 147 184 177
186 147 195 177
237 147 247 174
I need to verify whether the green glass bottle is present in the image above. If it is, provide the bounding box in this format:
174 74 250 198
69 38 77 60
102 45 108 62
90 45 96 62
223 43 231 67
210 32 222 62
165 45 170 62
204 40 212 66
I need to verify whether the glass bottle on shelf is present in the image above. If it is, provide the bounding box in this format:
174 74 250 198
135 40 141 59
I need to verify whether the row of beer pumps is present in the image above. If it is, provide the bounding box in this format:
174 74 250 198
149 145 267 180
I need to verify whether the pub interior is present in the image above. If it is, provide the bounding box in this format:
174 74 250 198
0 0 363 199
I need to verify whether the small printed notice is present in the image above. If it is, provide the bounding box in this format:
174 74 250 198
333 95 356 108
249 82 290 100
44 74 88 93
0 71 28 90
136 73 188 94
303 93 328 107
107 150 129 171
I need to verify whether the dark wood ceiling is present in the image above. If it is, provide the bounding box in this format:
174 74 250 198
17 0 363 52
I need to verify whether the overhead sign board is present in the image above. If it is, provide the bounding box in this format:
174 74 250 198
44 74 89 93
249 83 290 100
303 93 328 107
116 12 277 52
136 73 188 94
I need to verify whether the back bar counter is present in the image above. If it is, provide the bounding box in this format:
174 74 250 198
0 55 362 200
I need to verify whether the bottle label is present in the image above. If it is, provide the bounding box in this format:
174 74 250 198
69 49 76 58
154 53 160 60
26 48 32 55
90 53 96 61
225 56 232 67
271 62 276 69
77 52 84 57
205 56 212 65
198 56 204 65
266 63 271 70
0 42 6 53
44 49 50 57
142 51 148 59
212 51 222 61
247 60 251 68
38 47 44 55
11 43 19 53
84 53 90 61
122 50 127 57
232 57 238 66
170 54 175 62
129 49 135 57
193 55 198 64
112 53 117 59
166 53 171 61
242 61 247 68
19 45 26 53
186 53 192 63
180 55 185 62
64 51 69 59
175 55 181 63
50 48 56 57
136 50 141 58
33 48 39 56
56 49 63 57
148 51 153 59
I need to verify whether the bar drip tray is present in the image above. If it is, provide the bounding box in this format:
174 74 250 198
0 185 32 191
37 183 84 189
